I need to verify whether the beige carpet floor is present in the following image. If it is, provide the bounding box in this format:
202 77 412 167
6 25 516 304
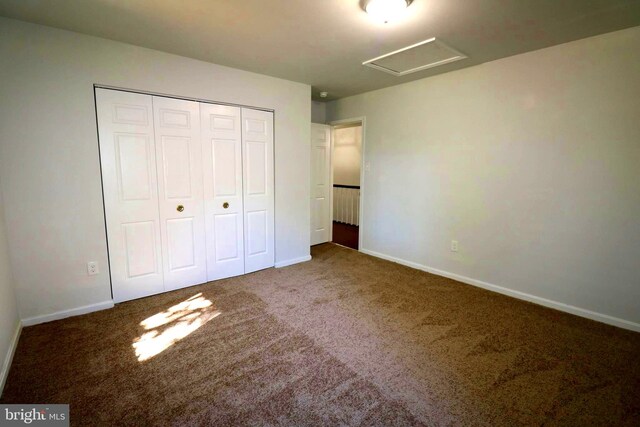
2 243 639 426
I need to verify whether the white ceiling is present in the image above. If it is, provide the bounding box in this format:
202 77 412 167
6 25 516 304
1 0 639 101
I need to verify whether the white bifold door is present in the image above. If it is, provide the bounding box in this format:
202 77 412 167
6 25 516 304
310 124 331 245
96 90 165 302
242 108 275 273
96 88 274 303
200 104 245 280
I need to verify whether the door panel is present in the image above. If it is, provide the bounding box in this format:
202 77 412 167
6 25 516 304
310 124 331 245
242 108 274 273
214 214 240 260
166 218 196 270
96 88 164 302
161 137 193 199
213 140 237 196
246 141 267 195
113 104 149 125
247 210 267 255
201 104 245 280
158 109 191 128
115 134 153 200
153 96 207 291
122 221 159 278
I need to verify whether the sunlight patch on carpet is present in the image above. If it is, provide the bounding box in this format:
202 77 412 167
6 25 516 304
133 293 220 361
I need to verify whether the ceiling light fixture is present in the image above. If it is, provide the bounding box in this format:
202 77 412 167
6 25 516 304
364 0 412 24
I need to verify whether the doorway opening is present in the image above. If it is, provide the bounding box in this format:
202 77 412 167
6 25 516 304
330 122 362 250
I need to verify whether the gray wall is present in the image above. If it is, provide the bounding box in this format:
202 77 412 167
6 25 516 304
312 101 327 124
327 27 640 328
0 18 311 321
333 126 362 187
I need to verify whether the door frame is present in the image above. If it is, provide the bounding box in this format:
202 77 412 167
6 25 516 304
328 116 366 251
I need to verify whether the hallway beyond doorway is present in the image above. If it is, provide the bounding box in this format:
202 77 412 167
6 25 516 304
332 221 359 250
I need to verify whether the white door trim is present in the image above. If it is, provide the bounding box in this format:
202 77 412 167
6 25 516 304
329 117 366 251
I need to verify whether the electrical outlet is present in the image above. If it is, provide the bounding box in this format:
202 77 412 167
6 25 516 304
87 261 99 276
451 240 459 252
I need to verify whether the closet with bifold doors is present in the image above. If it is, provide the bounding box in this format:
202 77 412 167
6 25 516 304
96 88 274 303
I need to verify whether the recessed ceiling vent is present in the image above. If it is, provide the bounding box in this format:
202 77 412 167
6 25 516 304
363 38 467 76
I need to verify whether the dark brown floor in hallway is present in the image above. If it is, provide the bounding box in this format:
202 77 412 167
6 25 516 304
332 221 359 250
2 243 639 426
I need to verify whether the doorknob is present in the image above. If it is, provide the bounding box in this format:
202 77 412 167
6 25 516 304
223 202 229 209
177 205 184 212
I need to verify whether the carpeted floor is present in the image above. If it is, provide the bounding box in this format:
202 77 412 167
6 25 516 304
2 243 639 426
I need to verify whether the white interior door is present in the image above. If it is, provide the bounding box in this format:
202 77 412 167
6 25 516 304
242 108 275 273
200 103 245 280
96 88 164 302
310 124 331 245
152 96 207 291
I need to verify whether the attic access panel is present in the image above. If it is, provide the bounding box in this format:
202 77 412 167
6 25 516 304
363 38 467 76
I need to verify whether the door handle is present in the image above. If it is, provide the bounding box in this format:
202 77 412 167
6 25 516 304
223 202 229 209
177 205 184 212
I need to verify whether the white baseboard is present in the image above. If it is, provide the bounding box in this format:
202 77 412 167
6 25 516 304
360 248 640 333
1 320 22 395
275 255 312 268
21 300 114 327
